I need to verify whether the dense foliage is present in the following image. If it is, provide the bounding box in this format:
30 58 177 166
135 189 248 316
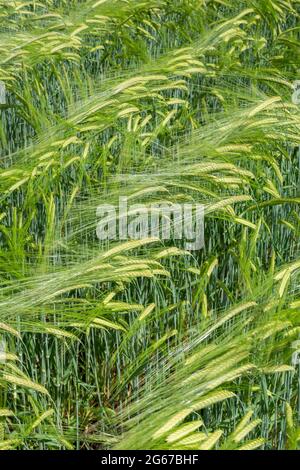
0 0 300 450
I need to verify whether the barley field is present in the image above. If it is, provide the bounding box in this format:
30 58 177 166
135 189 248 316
0 0 300 451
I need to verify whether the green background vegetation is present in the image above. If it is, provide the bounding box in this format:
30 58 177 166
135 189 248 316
0 0 300 450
